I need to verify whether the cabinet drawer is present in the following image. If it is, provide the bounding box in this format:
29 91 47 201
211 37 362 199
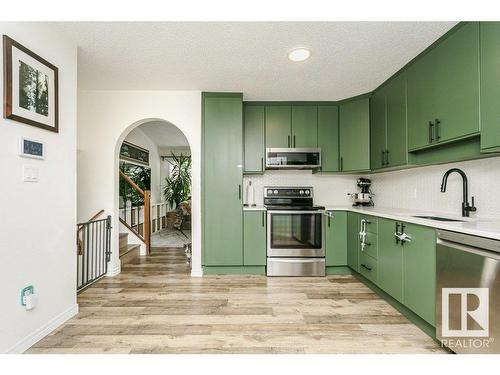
360 215 377 234
360 232 378 259
359 252 378 284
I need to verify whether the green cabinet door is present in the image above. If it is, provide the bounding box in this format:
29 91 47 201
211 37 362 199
203 93 243 266
325 211 347 266
385 75 407 167
433 22 479 143
339 98 370 172
265 104 291 148
243 211 267 266
377 218 404 303
317 105 339 172
480 22 500 152
370 89 387 170
347 212 360 272
408 23 480 150
244 104 265 172
402 223 436 326
407 47 437 150
291 105 317 148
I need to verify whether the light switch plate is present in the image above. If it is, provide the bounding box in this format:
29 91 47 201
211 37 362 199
23 165 39 182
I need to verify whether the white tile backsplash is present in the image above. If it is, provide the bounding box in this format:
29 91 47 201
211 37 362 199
243 156 500 219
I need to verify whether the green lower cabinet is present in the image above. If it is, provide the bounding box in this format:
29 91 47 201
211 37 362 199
378 218 404 303
402 223 436 326
359 252 378 284
243 211 267 266
347 212 360 272
325 211 347 266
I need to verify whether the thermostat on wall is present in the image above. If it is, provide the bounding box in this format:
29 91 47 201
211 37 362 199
20 138 44 159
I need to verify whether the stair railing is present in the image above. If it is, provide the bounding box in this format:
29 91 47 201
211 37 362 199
119 170 151 254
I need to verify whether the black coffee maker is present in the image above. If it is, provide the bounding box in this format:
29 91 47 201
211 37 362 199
348 178 374 207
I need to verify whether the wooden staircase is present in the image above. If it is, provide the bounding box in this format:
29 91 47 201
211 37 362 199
119 232 140 264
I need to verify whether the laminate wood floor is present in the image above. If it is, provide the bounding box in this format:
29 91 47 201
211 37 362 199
27 247 446 354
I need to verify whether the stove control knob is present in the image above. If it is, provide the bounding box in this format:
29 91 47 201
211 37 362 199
299 190 304 195
273 190 278 195
267 189 273 195
305 190 310 195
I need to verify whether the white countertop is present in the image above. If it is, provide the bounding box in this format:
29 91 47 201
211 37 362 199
321 205 500 240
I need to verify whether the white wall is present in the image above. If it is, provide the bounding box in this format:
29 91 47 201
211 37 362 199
244 156 500 220
0 23 77 353
77 90 202 277
123 127 162 203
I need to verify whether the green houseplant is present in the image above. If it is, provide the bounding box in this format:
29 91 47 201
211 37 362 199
163 152 191 207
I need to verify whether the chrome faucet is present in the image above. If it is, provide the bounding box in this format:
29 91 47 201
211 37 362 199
440 168 477 217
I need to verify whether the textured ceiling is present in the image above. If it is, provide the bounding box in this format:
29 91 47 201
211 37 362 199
56 22 456 100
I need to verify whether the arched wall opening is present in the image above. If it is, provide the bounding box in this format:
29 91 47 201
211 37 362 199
112 117 196 274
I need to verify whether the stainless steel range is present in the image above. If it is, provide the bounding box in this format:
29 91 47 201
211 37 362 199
264 186 325 276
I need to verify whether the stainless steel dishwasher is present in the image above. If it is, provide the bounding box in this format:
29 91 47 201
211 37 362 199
436 229 500 353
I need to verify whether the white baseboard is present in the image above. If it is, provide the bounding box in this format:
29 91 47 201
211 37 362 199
7 304 78 354
191 267 203 277
106 263 121 277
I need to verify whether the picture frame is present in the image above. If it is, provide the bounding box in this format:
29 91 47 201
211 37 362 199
3 35 59 132
120 141 150 166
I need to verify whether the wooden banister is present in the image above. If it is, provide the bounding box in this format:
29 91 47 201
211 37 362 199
77 209 105 255
119 170 151 254
119 170 144 195
144 191 151 254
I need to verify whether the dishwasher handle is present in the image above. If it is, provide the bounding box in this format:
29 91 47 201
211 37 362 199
437 238 500 261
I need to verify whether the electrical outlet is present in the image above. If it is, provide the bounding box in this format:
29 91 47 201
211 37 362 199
20 285 35 310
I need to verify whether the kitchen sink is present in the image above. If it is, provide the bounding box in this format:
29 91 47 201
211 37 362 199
412 215 465 222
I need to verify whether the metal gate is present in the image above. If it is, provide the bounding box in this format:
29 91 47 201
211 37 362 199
77 215 112 292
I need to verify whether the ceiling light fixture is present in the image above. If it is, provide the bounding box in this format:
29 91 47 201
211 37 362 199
288 48 311 62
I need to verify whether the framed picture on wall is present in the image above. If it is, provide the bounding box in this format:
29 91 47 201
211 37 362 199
3 35 59 132
120 141 150 166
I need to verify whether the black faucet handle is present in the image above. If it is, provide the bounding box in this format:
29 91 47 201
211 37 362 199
470 196 477 211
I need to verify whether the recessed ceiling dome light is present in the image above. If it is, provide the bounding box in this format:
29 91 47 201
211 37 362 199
288 48 311 62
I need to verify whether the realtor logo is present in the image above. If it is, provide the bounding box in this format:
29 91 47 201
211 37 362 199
442 288 489 337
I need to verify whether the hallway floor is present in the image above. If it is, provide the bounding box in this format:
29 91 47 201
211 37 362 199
27 247 445 354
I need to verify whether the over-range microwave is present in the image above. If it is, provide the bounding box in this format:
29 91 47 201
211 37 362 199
265 148 321 170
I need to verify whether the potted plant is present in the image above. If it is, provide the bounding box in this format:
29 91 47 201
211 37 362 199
163 152 191 208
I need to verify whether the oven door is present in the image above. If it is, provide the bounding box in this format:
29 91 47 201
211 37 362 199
267 210 324 257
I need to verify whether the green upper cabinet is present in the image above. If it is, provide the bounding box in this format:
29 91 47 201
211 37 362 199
402 223 436 326
265 104 291 148
317 105 339 172
291 105 318 148
371 74 407 171
347 212 360 272
243 211 267 266
407 22 480 151
339 98 370 172
385 75 408 168
202 93 243 266
480 22 500 152
377 218 404 303
243 104 265 173
325 211 347 266
370 89 387 170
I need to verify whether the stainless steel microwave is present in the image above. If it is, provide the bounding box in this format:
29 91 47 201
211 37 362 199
265 148 321 170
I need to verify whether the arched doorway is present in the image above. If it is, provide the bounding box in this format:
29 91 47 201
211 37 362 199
113 118 193 274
